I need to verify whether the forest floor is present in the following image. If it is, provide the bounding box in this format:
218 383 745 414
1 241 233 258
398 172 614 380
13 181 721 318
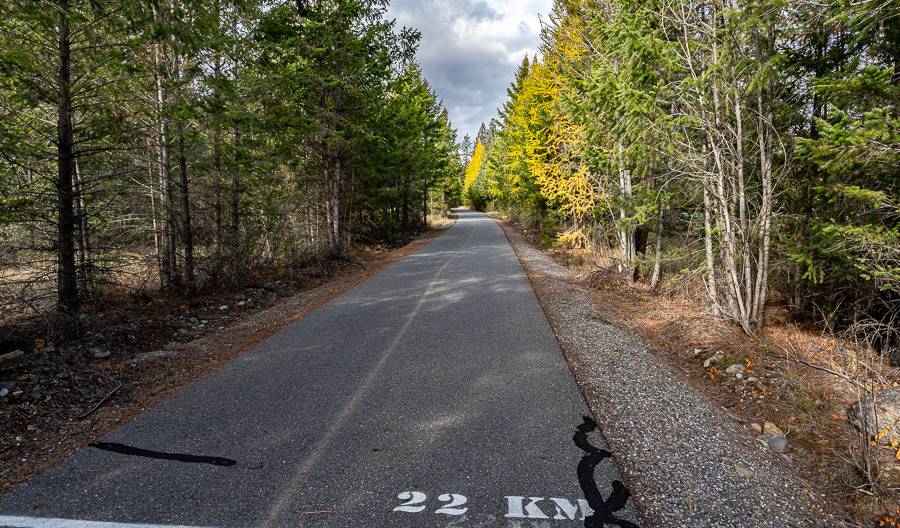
497 217 899 527
0 225 450 494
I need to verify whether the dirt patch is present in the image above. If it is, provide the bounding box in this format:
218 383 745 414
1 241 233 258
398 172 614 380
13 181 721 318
498 218 899 526
0 227 448 494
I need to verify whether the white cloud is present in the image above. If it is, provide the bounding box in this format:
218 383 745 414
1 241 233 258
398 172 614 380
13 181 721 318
387 0 551 141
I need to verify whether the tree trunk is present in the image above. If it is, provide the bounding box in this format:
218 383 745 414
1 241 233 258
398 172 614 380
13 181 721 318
213 126 223 277
212 49 224 278
176 120 194 292
72 156 85 287
172 30 194 293
703 183 720 315
229 14 242 285
401 171 409 232
154 41 178 290
230 123 241 286
753 96 773 326
650 184 666 290
422 183 428 227
708 123 742 321
752 24 776 326
617 162 635 282
709 5 748 330
734 87 753 319
56 0 79 319
331 158 343 256
72 154 92 289
148 148 161 274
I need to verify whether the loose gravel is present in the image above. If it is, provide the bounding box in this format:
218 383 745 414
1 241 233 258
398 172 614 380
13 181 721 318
500 222 842 528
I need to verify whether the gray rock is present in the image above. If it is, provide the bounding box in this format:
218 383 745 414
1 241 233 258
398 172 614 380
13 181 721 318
0 349 23 366
761 435 790 453
849 388 900 444
0 388 8 398
703 351 724 368
725 363 745 375
91 349 111 360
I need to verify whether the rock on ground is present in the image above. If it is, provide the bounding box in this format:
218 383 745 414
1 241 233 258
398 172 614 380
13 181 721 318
849 388 900 445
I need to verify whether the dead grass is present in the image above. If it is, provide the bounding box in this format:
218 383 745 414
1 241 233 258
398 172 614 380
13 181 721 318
427 213 457 229
504 219 899 525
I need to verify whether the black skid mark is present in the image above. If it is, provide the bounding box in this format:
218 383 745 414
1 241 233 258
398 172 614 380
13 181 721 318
90 442 237 466
574 416 640 528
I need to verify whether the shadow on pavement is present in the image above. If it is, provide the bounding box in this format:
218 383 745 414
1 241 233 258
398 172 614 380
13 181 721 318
574 416 640 528
90 442 237 467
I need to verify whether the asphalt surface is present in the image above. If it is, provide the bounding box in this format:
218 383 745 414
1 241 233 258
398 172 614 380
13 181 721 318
0 211 641 528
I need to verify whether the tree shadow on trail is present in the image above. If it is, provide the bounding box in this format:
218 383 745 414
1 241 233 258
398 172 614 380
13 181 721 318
90 442 237 466
574 416 640 528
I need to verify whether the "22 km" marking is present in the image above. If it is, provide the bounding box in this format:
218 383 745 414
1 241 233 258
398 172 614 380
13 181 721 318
391 492 596 521
392 491 469 515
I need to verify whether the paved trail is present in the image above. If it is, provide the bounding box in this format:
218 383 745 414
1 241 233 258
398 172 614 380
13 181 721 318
0 211 641 528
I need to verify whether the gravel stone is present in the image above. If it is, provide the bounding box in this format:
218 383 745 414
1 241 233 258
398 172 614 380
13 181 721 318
501 223 840 528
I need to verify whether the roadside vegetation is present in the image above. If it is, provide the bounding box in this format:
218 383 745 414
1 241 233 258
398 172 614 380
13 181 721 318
467 0 898 521
0 0 463 340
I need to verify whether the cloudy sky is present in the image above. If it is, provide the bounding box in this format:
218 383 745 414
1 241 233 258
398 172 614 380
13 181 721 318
386 0 552 141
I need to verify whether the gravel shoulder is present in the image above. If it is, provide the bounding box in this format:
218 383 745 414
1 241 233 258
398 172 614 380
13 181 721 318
498 220 842 528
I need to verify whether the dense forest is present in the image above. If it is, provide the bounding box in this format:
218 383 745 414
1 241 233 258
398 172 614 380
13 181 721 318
466 0 898 348
0 0 463 333
0 0 895 347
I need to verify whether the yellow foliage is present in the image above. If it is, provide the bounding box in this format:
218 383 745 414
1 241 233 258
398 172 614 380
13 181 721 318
486 2 601 223
529 1 604 224
530 88 599 223
464 141 486 191
557 228 589 249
